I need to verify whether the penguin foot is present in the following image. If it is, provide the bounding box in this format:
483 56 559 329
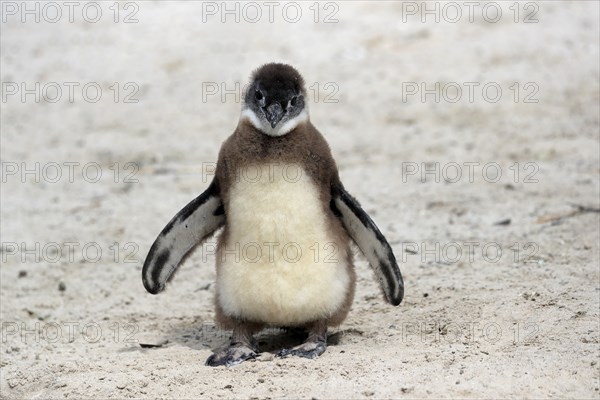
205 344 258 367
277 340 327 359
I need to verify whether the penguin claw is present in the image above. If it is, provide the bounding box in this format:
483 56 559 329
277 341 326 359
206 345 258 367
276 348 292 358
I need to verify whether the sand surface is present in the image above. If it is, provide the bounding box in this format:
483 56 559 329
1 1 599 398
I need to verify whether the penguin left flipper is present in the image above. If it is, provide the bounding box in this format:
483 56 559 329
331 184 404 306
142 180 224 294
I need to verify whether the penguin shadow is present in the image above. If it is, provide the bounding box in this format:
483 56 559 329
161 322 346 357
256 328 345 354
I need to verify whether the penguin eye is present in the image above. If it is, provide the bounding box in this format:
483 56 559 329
290 96 298 107
255 91 263 101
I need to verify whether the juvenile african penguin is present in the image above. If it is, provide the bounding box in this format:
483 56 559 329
142 63 404 367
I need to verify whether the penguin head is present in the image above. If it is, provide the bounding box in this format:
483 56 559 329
241 63 308 137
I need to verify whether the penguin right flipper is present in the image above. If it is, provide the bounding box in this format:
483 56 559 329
331 185 404 306
142 180 225 294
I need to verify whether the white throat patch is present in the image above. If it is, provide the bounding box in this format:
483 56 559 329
240 108 308 137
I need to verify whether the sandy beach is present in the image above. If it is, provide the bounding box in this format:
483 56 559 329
1 1 599 398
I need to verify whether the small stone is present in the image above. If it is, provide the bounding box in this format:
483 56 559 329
224 384 233 389
257 378 265 383
423 293 429 298
117 383 126 390
196 283 211 291
18 270 27 278
139 339 168 348
58 282 66 291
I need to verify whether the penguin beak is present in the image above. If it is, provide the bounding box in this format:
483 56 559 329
264 103 284 128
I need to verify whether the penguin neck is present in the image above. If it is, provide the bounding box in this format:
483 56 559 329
239 107 309 137
234 116 311 164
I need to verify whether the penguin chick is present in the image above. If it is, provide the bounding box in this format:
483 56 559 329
142 63 404 367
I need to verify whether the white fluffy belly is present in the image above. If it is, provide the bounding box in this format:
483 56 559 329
217 164 350 326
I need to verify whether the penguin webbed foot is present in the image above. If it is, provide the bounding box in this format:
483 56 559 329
205 343 258 367
277 339 327 359
277 320 327 359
